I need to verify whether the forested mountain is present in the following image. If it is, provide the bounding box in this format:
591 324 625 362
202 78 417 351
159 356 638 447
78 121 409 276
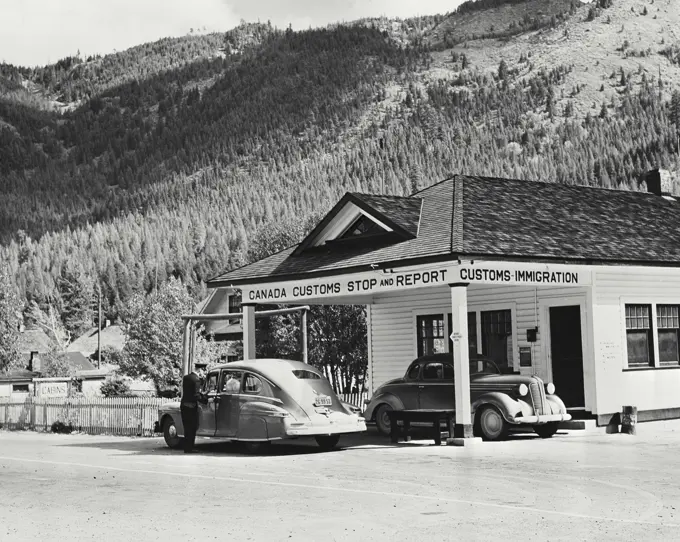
2 0 680 327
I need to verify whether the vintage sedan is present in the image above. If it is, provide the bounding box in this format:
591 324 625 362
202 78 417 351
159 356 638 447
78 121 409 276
155 358 366 452
363 353 571 441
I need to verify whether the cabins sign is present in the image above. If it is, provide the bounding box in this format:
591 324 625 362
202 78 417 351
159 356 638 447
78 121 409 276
240 261 592 303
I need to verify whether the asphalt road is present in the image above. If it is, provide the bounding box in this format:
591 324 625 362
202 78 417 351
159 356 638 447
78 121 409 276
2 424 680 542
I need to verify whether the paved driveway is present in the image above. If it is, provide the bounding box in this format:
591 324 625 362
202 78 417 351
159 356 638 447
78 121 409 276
1 423 680 541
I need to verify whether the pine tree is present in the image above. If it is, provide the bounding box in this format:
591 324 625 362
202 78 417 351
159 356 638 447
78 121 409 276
0 266 23 373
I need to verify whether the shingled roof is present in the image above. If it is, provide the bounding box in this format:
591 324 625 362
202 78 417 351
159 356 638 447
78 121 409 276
207 175 680 287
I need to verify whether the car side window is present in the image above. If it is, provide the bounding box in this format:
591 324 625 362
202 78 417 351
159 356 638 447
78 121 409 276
220 370 242 394
406 363 421 380
423 362 444 380
443 364 453 380
203 372 219 393
243 373 264 395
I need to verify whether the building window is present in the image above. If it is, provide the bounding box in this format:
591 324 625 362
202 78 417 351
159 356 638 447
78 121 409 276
625 304 654 368
657 304 680 366
481 310 513 369
339 215 384 239
228 295 241 314
417 314 446 357
12 384 29 393
447 312 478 354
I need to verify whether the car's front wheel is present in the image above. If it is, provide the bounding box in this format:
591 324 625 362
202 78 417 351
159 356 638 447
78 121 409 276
475 405 508 441
534 422 559 439
163 417 183 449
315 435 340 451
374 404 393 436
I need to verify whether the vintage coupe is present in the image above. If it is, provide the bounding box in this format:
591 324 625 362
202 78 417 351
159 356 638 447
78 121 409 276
363 353 571 440
155 358 366 452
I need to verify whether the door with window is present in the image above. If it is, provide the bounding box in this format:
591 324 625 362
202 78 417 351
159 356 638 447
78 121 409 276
215 369 243 437
197 371 218 436
237 372 275 440
481 310 513 371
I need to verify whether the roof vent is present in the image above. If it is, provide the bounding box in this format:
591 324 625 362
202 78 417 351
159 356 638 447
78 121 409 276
643 168 676 199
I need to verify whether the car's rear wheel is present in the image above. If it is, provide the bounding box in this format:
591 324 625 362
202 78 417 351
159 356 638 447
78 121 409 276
475 405 508 441
242 441 272 454
163 417 183 449
534 422 559 439
374 404 393 436
315 435 340 451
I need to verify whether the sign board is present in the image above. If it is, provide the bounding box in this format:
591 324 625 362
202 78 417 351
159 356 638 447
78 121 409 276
519 347 532 367
239 260 592 304
36 381 68 398
450 332 463 342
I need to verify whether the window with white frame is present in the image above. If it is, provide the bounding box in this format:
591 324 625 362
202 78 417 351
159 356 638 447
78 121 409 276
417 314 446 357
657 304 680 366
625 304 654 368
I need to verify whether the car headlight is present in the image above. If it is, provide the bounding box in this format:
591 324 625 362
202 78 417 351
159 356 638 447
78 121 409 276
546 382 555 395
518 383 529 397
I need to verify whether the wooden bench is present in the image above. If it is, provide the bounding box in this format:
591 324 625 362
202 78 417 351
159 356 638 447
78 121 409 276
386 409 456 445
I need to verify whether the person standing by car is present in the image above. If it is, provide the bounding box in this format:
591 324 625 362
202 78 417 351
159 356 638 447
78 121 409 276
180 369 201 454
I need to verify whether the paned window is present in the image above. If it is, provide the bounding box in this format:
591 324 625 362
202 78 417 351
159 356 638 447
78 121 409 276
657 305 680 366
625 304 654 368
481 310 513 369
417 315 446 357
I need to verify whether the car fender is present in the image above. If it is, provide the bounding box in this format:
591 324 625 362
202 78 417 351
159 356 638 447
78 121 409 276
239 401 290 440
472 392 526 424
364 393 405 421
160 411 184 437
546 394 568 415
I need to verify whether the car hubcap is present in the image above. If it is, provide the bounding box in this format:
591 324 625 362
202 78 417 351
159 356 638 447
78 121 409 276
482 409 502 437
168 424 177 438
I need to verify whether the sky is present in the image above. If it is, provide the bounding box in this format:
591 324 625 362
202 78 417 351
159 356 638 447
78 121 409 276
2 0 464 68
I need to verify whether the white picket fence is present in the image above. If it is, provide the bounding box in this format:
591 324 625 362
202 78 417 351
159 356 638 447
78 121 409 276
337 391 369 409
0 391 371 437
0 397 168 437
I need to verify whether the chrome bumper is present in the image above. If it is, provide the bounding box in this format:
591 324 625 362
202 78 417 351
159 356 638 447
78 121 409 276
285 420 367 436
513 413 572 424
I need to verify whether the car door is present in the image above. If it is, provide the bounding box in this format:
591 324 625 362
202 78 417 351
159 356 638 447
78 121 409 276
197 371 218 436
237 372 274 440
215 369 243 437
418 361 454 410
391 361 422 410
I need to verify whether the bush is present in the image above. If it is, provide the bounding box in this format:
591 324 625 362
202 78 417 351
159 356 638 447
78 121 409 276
51 421 73 434
100 375 131 397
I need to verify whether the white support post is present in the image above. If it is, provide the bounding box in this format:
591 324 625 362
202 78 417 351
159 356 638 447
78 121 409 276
301 309 308 364
181 319 192 380
450 283 473 440
243 304 256 360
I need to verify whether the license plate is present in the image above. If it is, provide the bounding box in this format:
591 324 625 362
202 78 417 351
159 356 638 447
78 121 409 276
314 395 332 406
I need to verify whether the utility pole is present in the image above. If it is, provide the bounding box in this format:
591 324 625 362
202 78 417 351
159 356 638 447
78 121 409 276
97 284 102 370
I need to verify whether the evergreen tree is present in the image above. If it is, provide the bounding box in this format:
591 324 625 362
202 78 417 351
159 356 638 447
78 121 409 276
0 266 23 373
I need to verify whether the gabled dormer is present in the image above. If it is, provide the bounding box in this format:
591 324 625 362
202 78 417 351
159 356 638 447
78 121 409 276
293 192 423 256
